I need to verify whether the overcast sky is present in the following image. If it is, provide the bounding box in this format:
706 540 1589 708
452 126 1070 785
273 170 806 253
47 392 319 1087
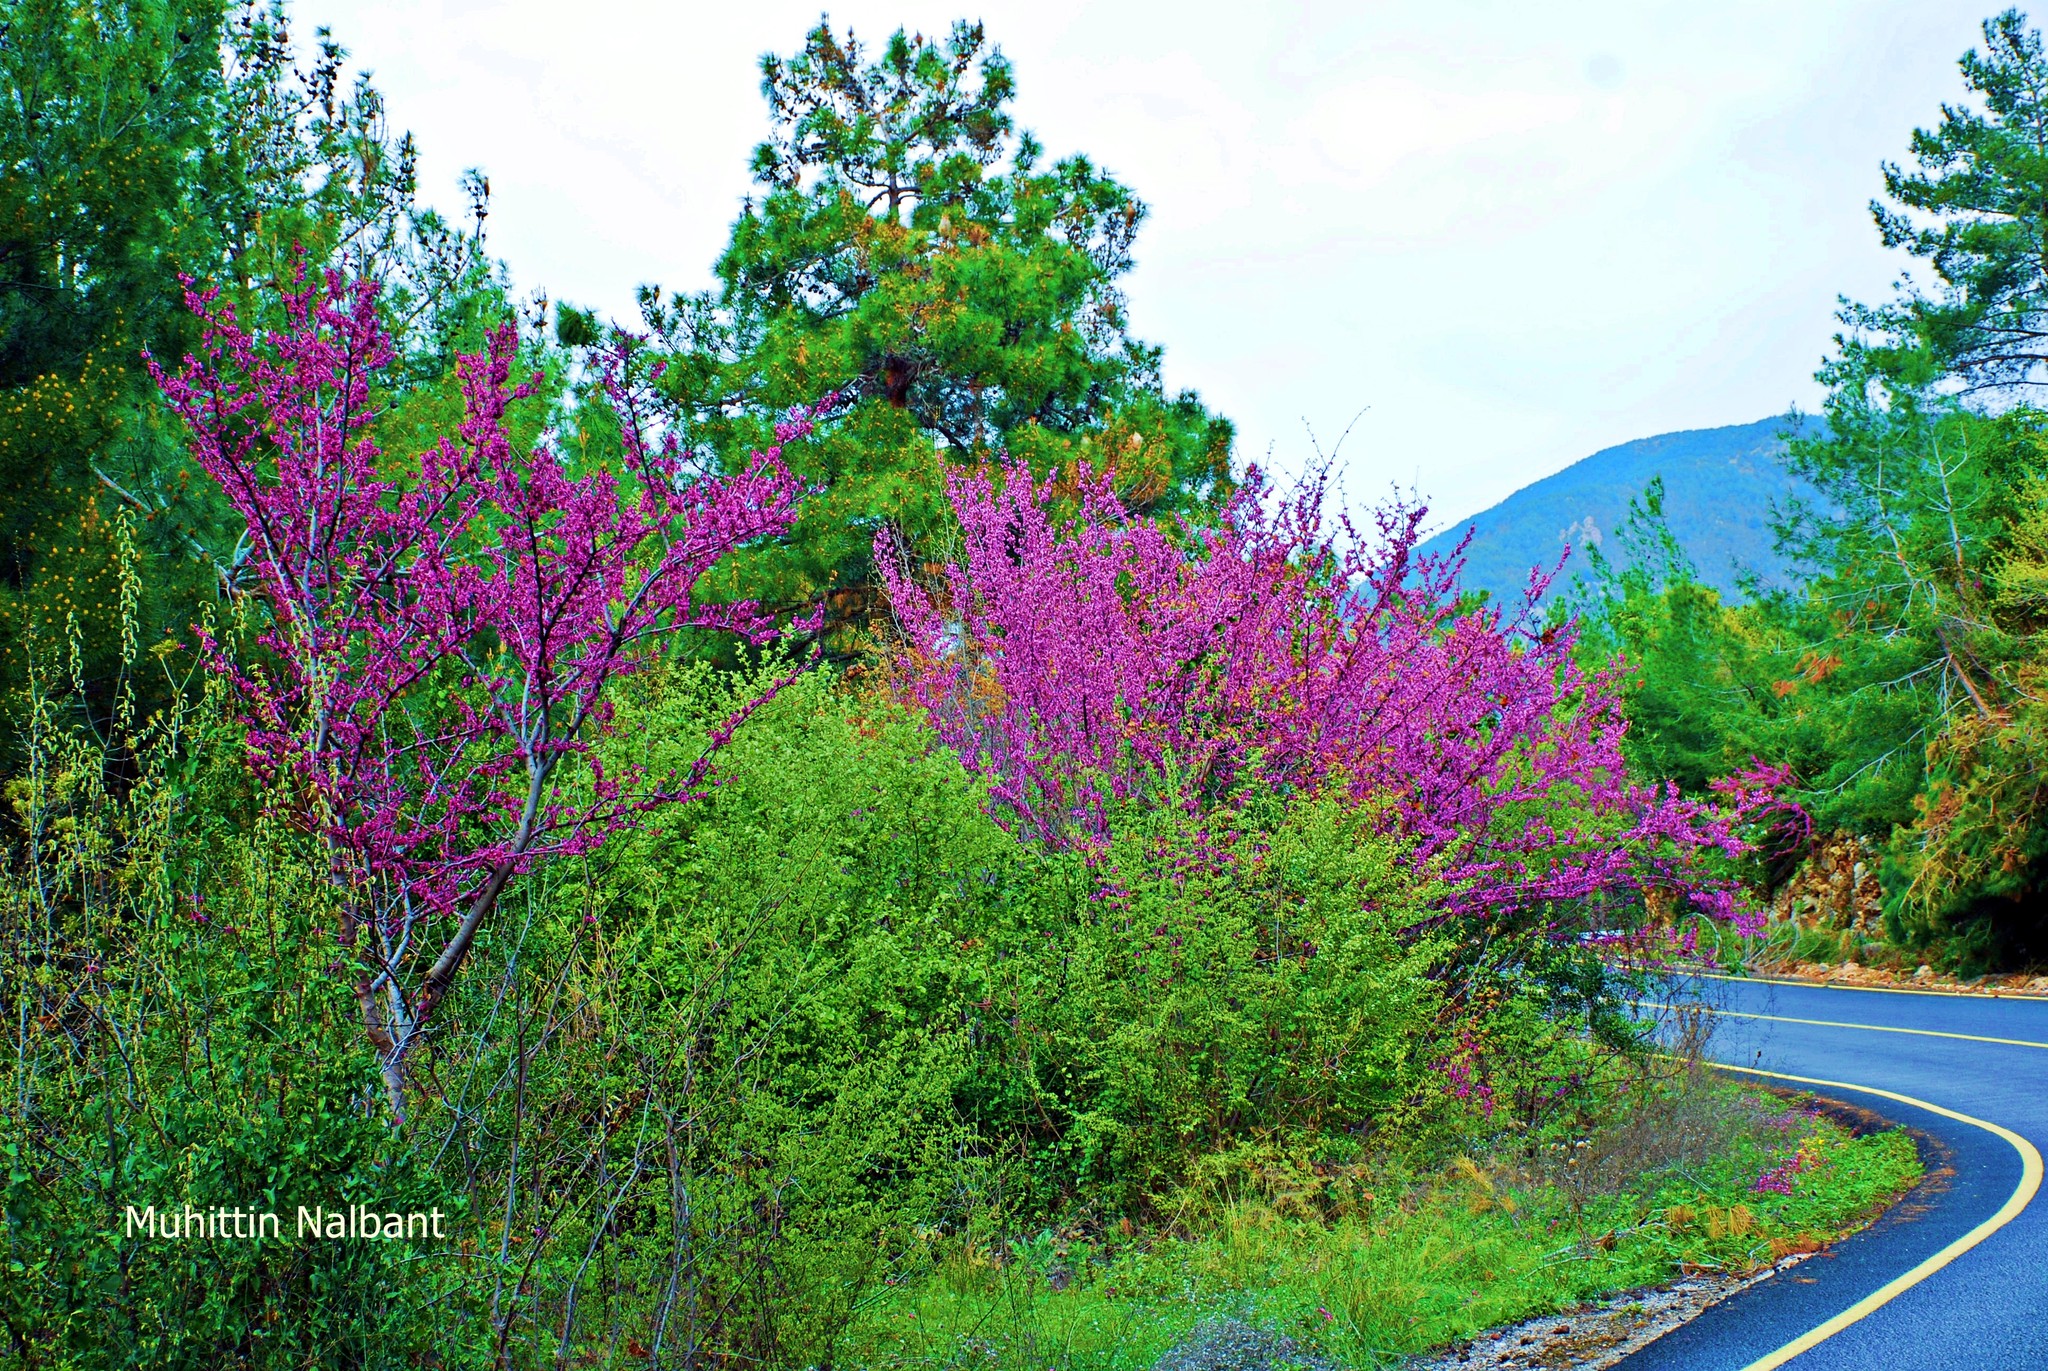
317 0 1996 531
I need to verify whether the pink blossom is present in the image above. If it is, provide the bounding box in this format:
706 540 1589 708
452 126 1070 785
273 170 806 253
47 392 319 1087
152 266 821 1119
877 459 1791 929
1753 1136 1827 1194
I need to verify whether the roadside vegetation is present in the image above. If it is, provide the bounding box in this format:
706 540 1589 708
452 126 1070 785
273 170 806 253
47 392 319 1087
3 638 1921 1366
839 1081 1918 1370
0 1 1983 1367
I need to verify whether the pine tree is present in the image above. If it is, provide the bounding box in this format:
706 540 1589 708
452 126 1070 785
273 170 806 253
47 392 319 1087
1581 10 2048 967
630 19 1234 648
1861 9 2048 391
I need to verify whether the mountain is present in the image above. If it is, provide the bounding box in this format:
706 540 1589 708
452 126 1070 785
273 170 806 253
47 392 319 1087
1414 415 1821 608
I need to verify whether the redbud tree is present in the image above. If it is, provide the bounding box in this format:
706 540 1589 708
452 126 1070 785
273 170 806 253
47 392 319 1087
152 270 821 1123
878 461 1788 941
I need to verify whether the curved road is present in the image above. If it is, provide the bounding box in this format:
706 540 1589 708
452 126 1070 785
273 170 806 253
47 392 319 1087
1615 974 2048 1371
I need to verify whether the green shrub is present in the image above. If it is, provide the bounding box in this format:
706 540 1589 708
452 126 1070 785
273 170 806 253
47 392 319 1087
956 791 1449 1214
3 660 473 1368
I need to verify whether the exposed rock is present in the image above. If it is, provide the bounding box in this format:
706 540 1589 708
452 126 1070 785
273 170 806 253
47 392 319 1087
1749 830 2048 997
1769 832 1883 934
1766 959 2048 996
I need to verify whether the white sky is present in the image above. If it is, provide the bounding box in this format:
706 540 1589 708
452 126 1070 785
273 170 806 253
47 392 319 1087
316 0 1993 531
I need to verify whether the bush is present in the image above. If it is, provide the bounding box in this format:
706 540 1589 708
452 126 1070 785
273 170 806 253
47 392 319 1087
521 661 1013 1362
3 653 471 1367
957 790 1448 1214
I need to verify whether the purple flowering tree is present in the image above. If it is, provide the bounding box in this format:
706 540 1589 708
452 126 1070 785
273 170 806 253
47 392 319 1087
878 459 1789 931
153 270 821 1122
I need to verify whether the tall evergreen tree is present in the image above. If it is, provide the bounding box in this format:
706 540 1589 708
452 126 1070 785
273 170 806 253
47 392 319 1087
630 19 1234 647
1782 13 2048 961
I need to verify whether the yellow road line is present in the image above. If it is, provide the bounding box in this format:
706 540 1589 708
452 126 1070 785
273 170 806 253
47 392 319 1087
1639 1003 2048 1051
1693 968 2048 1002
1706 1065 2043 1370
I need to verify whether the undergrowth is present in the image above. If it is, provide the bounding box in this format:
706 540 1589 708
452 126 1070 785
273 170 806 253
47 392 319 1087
839 1080 1921 1369
3 623 1917 1367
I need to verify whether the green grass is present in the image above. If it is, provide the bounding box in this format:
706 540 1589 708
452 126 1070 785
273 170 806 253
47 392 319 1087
836 1084 1922 1369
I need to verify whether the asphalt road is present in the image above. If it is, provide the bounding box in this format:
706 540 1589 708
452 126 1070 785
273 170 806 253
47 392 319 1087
1613 974 2048 1371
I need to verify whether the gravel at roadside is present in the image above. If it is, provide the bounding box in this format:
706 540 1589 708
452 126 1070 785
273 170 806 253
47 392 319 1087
1398 1255 1813 1370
